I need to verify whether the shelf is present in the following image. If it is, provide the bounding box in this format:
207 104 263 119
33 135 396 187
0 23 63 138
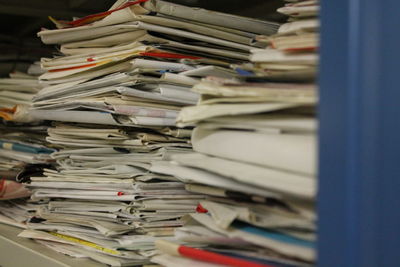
0 223 103 267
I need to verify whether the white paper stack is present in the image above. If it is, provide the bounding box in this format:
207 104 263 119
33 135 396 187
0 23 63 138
31 0 280 126
251 0 319 82
0 73 41 108
0 79 55 226
0 200 39 228
150 1 319 266
0 123 55 204
0 67 45 123
155 84 317 266
18 1 285 266
20 123 204 265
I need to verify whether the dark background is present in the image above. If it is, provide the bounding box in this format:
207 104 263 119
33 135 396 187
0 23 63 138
0 0 284 76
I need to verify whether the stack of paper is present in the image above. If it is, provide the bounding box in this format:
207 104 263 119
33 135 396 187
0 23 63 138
0 67 45 123
30 0 281 126
0 200 39 228
0 73 41 108
251 0 319 82
20 124 203 265
0 123 55 202
0 66 55 184
154 84 317 266
0 69 55 227
17 1 285 266
0 124 54 164
149 1 319 267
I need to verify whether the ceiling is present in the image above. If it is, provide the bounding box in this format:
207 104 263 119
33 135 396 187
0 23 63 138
0 0 284 76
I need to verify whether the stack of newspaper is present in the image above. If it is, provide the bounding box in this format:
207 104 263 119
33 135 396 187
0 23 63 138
0 71 41 109
0 65 44 122
30 0 279 126
151 1 319 266
251 0 319 82
0 198 43 229
17 0 287 266
0 68 54 227
155 75 317 265
0 123 54 180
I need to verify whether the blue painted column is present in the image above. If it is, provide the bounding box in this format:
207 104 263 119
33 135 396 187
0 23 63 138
318 0 400 266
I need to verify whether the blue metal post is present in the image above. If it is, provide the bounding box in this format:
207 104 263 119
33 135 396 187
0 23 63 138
318 0 400 266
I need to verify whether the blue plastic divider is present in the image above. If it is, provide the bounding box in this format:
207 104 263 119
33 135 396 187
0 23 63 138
318 0 400 266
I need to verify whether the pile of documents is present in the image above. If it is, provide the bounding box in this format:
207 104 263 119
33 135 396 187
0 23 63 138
0 121 56 227
30 0 280 126
0 70 41 109
0 65 44 122
0 70 54 226
155 82 317 264
1 0 321 266
0 64 55 211
251 0 319 81
0 123 54 181
15 0 288 266
0 199 40 228
151 1 319 266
